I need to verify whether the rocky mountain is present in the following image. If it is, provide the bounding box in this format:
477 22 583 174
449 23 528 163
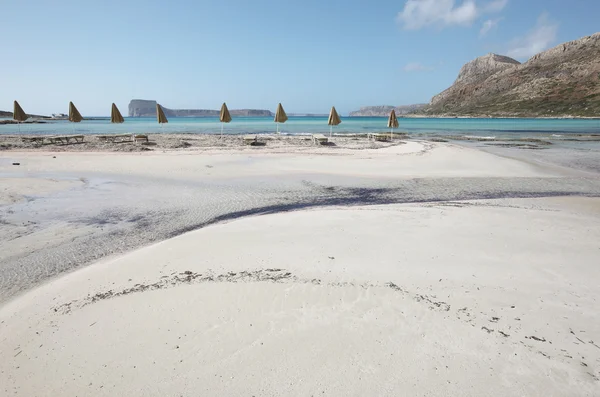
349 104 427 117
128 100 273 118
424 32 600 117
0 111 11 117
451 54 521 86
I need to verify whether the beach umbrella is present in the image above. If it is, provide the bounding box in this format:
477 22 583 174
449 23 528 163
13 101 27 122
13 101 27 133
327 106 341 138
219 102 232 138
156 104 168 124
274 103 288 134
387 109 399 139
111 103 125 123
69 101 83 122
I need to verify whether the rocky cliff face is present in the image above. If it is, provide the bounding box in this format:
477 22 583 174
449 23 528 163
431 54 520 106
128 100 273 117
129 100 157 117
349 104 427 117
454 54 521 85
425 32 600 117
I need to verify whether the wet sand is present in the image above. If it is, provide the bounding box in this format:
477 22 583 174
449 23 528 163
1 137 599 396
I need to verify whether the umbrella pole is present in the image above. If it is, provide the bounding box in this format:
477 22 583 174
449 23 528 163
221 123 223 139
330 125 332 138
277 123 279 134
18 122 21 134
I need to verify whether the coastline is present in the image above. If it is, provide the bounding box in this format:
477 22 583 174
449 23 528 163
400 114 600 120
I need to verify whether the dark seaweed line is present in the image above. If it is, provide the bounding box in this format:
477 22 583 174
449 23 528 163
167 187 600 239
51 269 451 316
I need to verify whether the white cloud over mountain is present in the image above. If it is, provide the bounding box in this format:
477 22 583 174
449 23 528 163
397 0 508 30
506 13 558 59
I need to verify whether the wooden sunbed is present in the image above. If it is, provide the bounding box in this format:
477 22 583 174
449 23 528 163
21 136 47 144
97 134 134 143
243 135 258 145
47 135 85 144
96 134 148 143
368 133 391 142
312 134 329 145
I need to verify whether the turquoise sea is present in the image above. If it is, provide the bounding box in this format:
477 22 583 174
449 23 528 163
1 116 599 139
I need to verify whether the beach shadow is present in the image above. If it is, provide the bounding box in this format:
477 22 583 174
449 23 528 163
251 141 267 147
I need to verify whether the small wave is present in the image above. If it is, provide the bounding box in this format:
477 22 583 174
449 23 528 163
463 135 496 140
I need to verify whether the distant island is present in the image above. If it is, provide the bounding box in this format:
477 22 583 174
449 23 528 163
350 32 600 118
129 100 273 118
0 110 51 123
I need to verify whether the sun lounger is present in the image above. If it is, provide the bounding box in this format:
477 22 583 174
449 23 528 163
312 134 329 145
21 136 46 144
243 135 258 145
368 133 391 142
97 134 134 143
134 134 149 143
47 135 85 145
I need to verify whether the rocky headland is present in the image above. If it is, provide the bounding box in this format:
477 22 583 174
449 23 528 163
424 32 600 117
128 100 273 118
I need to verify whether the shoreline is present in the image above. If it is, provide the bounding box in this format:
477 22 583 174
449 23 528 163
1 132 599 152
3 114 600 120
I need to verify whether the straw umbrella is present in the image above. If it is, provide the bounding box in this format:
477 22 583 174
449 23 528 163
156 104 168 125
274 103 288 134
68 101 83 134
219 102 232 138
69 101 83 122
111 103 125 124
13 101 28 133
327 106 341 138
387 109 399 139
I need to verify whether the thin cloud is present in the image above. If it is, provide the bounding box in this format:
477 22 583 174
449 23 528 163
403 62 435 72
480 18 501 37
506 13 558 59
397 0 508 30
483 0 508 13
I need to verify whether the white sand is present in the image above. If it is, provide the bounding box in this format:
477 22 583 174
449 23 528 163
1 140 563 180
0 177 81 205
1 197 599 396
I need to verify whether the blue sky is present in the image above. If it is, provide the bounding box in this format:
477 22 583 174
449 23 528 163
1 0 598 116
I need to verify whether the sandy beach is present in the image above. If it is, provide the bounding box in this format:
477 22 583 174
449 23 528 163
1 136 599 396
